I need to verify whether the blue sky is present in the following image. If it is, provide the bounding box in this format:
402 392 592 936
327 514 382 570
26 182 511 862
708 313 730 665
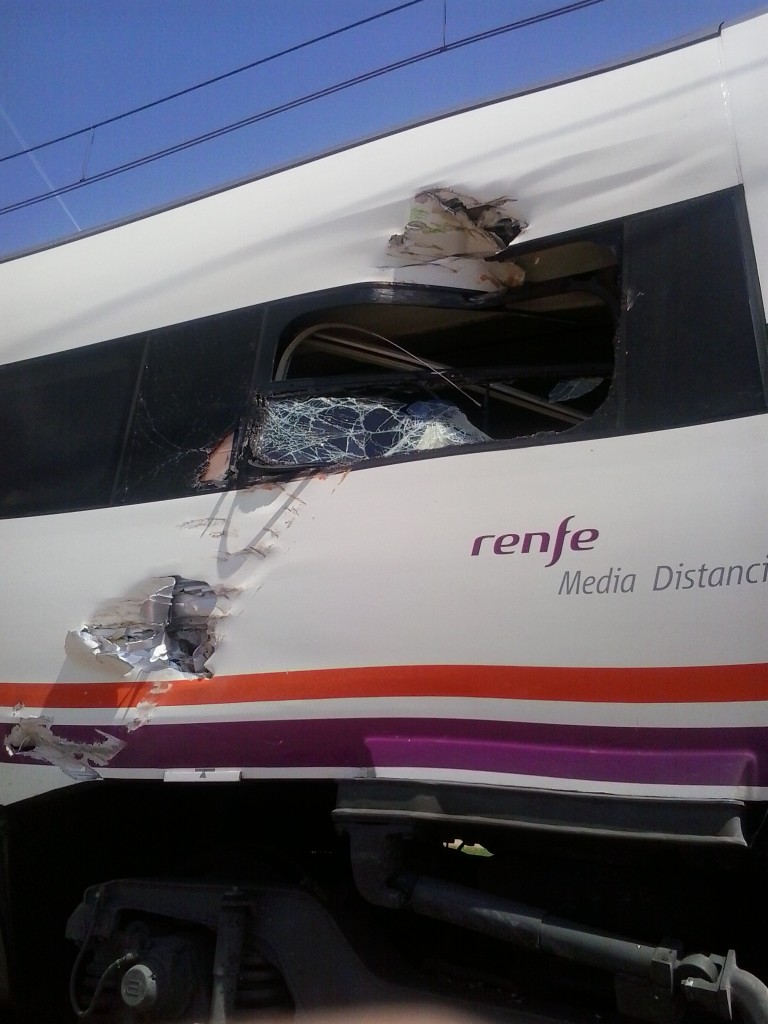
1 0 765 258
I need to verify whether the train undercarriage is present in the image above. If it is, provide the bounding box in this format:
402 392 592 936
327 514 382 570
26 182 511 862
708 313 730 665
2 780 768 1024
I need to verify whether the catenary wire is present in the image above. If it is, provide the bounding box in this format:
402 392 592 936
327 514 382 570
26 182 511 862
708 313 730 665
0 0 428 165
0 0 606 219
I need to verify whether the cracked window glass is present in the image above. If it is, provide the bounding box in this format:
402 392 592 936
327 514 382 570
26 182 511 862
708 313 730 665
251 396 490 467
250 233 619 470
115 306 260 504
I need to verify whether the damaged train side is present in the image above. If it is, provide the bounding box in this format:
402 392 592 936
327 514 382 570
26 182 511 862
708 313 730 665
2 11 768 1024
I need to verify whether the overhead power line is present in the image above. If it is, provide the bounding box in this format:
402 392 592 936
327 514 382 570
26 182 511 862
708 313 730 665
0 101 81 231
0 0 606 219
0 0 428 165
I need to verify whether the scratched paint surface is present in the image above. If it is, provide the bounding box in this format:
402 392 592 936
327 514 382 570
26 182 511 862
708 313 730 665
0 413 766 802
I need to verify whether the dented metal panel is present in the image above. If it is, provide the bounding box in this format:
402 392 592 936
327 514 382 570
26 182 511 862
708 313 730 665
0 18 767 812
1 29 746 362
66 576 217 679
1 405 768 803
386 188 527 290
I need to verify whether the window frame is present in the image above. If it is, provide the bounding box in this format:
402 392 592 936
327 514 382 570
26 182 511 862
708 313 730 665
1 185 765 518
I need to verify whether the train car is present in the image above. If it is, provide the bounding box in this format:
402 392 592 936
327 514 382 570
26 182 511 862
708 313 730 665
2 9 768 1023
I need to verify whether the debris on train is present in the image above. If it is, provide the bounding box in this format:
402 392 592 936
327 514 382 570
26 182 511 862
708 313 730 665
4 711 124 780
388 188 526 260
387 188 527 289
250 396 489 467
66 576 217 680
126 677 174 732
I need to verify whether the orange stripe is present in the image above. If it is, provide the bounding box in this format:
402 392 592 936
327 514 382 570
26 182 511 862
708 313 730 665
1 662 767 710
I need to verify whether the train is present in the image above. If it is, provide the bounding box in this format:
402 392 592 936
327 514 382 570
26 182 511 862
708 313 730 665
2 8 768 1022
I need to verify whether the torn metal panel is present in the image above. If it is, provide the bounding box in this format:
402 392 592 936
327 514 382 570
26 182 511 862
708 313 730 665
250 397 489 468
168 576 217 674
388 188 526 260
67 575 218 681
385 188 528 290
4 711 124 781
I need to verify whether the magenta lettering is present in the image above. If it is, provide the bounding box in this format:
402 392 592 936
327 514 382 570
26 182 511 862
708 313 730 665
571 528 598 551
521 531 549 554
470 516 599 567
470 535 494 556
493 533 520 554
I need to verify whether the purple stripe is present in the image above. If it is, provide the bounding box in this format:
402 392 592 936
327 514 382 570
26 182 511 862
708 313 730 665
3 718 765 787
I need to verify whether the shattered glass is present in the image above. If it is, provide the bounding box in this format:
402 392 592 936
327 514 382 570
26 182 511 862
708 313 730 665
114 310 259 504
250 397 490 467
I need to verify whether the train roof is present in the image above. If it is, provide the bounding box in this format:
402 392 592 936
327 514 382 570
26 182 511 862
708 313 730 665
2 8 768 363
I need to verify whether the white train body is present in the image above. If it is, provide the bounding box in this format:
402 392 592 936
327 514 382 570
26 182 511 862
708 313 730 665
1 12 768 841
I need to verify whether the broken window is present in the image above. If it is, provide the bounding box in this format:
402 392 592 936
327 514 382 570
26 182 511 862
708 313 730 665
2 188 765 517
115 306 260 504
0 307 260 517
251 395 490 467
245 231 619 470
